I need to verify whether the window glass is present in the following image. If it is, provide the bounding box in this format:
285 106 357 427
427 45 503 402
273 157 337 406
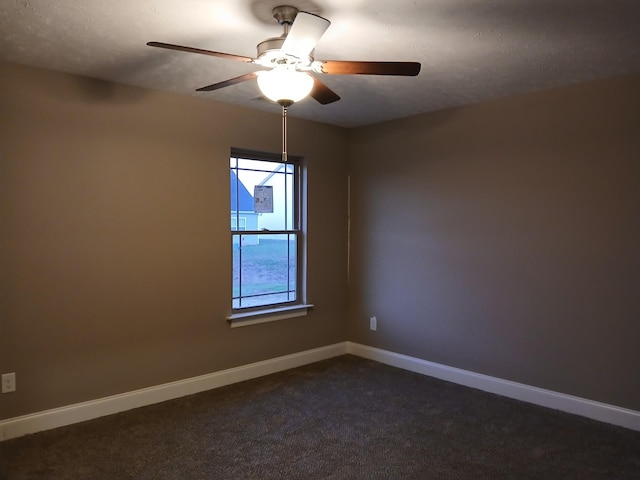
230 152 302 310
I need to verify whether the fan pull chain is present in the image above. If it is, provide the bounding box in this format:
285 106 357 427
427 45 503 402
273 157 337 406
282 104 288 162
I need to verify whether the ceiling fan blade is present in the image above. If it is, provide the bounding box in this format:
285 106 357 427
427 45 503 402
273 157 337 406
310 76 341 105
281 12 330 60
147 41 255 63
317 60 421 76
196 72 258 92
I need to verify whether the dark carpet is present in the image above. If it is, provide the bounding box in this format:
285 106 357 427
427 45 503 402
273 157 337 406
1 355 639 479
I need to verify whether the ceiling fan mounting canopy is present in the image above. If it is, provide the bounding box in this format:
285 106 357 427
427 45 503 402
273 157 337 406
146 5 421 105
272 5 300 26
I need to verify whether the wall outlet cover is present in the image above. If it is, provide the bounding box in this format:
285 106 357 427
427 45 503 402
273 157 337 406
2 372 16 393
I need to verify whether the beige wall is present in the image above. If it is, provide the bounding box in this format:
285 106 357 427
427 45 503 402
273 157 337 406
348 73 640 411
0 62 348 419
2 60 639 421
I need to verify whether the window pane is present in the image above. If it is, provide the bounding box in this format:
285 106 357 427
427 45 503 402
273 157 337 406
232 233 297 309
230 158 294 232
230 167 255 232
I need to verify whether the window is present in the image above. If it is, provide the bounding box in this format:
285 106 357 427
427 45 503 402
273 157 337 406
229 149 310 324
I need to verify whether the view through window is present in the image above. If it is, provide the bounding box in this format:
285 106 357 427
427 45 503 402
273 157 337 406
230 151 302 310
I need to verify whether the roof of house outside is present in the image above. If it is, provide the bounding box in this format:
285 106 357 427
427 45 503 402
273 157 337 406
230 170 254 212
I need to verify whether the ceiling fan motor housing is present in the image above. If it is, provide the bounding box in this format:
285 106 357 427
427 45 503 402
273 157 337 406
257 36 313 67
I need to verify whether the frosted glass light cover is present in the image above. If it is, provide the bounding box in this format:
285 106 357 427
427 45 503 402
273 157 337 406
257 69 314 104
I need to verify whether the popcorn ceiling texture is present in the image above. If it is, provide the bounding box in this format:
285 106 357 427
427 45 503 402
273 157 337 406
1 0 639 127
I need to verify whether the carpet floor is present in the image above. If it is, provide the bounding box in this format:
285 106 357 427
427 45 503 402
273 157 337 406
1 355 639 479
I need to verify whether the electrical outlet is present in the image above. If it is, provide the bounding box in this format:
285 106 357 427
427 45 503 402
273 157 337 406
2 372 16 393
370 316 377 331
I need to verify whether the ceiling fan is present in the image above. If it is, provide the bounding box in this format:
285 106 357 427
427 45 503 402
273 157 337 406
147 5 421 107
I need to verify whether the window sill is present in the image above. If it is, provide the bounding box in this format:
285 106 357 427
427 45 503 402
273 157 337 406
227 304 314 328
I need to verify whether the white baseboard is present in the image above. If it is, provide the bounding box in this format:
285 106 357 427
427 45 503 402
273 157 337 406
0 342 349 441
347 342 640 432
3 341 638 441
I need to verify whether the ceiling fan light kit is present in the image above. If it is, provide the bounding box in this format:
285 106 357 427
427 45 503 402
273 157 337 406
257 68 314 107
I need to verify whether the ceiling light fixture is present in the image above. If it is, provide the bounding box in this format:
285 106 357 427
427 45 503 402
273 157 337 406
257 67 314 107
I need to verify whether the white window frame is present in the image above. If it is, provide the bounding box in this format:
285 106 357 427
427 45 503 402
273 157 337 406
227 148 312 327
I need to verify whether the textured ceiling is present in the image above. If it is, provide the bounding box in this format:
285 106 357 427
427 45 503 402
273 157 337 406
2 0 639 127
